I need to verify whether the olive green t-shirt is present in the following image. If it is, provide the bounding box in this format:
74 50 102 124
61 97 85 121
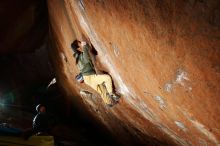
76 45 95 75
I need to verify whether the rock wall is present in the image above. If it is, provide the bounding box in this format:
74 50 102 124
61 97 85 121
48 0 220 145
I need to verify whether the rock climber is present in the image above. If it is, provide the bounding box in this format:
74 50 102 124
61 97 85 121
71 40 120 106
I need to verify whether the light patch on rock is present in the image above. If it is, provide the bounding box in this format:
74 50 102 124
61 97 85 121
176 69 189 85
158 124 190 146
164 69 192 92
175 121 187 132
154 96 166 110
178 107 219 145
78 15 90 33
138 101 157 121
164 83 173 92
139 101 148 109
135 101 160 122
191 120 220 145
114 73 130 96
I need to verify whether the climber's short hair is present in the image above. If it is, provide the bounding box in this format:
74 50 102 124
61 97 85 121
71 40 80 52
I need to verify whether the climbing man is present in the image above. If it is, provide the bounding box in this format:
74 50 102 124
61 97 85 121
71 40 120 106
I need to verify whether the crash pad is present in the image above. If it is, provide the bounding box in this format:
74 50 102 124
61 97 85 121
0 135 54 146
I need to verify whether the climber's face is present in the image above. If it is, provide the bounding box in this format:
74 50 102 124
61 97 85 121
77 41 83 51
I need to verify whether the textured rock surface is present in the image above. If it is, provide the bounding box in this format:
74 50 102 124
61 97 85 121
48 0 220 145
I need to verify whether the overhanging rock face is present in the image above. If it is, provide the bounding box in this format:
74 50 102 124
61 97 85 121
48 0 220 145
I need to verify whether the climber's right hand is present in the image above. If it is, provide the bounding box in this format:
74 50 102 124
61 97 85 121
80 41 87 47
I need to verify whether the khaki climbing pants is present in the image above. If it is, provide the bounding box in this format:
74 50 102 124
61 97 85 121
83 74 113 105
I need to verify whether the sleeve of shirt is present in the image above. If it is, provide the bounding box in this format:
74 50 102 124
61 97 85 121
83 44 91 61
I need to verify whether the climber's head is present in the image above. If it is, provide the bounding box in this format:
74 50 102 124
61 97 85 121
71 40 81 53
36 104 46 113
